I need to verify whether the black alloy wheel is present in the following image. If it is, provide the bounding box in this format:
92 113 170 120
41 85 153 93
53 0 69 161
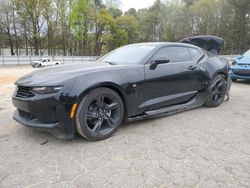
76 88 124 141
205 74 226 107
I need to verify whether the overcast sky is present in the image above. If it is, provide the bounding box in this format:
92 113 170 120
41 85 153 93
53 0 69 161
121 0 154 12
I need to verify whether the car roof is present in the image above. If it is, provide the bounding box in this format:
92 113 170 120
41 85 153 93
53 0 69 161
128 42 200 49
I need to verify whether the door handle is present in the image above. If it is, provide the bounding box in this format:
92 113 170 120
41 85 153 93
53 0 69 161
188 65 197 70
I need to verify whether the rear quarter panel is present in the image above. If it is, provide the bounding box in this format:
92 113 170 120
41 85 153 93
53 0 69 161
199 55 229 80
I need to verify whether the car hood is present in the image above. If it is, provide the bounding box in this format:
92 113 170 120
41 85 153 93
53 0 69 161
180 35 224 55
234 55 250 65
15 62 127 86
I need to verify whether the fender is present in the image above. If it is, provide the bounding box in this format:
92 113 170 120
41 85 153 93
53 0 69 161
70 67 145 117
75 82 129 117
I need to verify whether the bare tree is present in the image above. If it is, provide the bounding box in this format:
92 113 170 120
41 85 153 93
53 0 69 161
0 0 16 55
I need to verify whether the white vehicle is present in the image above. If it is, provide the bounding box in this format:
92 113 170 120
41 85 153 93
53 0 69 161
31 58 62 68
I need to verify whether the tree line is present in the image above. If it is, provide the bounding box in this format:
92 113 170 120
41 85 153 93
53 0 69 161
0 0 249 56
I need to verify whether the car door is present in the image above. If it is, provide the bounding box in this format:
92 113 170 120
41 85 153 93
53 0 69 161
47 59 51 66
144 46 204 111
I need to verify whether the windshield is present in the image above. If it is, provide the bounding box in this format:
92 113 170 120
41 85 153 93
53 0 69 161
97 44 156 64
243 49 250 57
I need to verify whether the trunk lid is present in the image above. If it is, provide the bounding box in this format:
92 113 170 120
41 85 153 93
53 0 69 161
180 35 224 55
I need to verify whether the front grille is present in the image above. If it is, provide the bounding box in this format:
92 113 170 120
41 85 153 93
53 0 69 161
16 86 35 98
232 69 250 77
18 109 35 120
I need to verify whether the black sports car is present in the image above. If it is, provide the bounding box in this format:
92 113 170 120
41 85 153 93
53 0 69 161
12 39 230 141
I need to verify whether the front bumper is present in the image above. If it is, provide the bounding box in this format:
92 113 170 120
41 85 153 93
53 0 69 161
229 66 250 80
13 110 59 128
12 90 76 139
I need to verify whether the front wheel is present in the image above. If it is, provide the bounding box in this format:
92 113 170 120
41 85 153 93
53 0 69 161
33 63 39 68
205 74 226 107
76 88 124 141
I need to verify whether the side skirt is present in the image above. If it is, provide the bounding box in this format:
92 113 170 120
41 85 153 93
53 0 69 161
126 91 209 123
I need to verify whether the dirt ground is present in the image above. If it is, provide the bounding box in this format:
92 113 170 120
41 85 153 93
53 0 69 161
0 66 250 188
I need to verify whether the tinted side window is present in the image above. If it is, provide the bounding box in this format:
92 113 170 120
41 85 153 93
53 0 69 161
154 47 191 62
189 48 203 60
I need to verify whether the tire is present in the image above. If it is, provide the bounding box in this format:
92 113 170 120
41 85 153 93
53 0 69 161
76 87 124 141
232 78 237 82
33 63 39 68
205 74 227 107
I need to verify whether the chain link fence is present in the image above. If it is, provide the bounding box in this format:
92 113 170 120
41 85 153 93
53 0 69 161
0 55 238 65
0 56 99 65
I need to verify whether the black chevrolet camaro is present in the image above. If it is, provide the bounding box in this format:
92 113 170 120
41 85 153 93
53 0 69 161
12 39 230 141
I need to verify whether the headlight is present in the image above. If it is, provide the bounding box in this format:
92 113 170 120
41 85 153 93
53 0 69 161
32 86 62 94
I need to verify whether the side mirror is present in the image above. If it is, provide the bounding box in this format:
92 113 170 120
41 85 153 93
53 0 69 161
150 57 170 70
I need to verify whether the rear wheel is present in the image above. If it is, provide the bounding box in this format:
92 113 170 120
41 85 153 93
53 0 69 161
76 88 124 141
205 74 226 107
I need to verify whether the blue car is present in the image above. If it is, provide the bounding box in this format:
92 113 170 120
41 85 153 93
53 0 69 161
230 49 250 81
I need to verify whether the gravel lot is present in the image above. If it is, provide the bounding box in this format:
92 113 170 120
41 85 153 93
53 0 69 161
0 66 250 188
